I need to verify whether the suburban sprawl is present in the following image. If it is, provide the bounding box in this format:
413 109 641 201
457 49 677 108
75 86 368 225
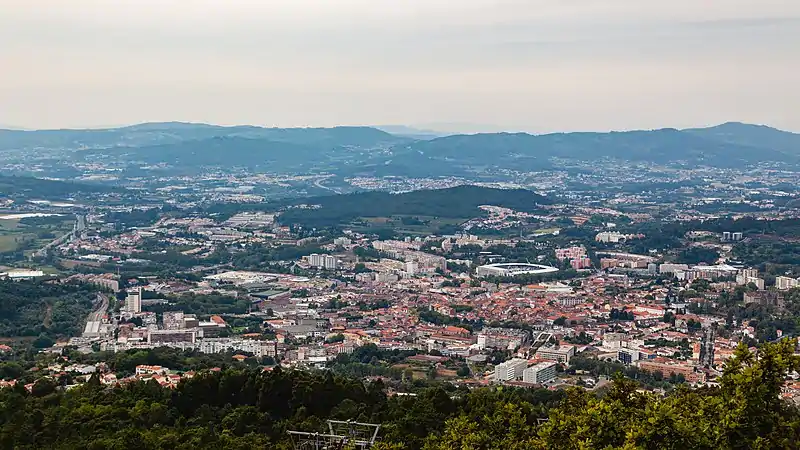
1 122 800 448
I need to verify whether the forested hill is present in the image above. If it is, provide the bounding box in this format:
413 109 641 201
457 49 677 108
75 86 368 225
0 175 122 200
396 123 800 169
3 122 798 177
684 122 800 155
0 123 404 152
0 340 798 449
82 137 318 169
277 185 551 228
0 280 96 346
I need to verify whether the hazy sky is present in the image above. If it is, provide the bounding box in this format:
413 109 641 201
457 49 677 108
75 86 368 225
2 0 799 132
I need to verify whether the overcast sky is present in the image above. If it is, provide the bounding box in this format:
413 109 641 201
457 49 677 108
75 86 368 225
2 0 798 132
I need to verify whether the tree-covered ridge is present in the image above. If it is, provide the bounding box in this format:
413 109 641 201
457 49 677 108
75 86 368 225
4 122 798 179
0 280 96 344
1 340 799 449
277 185 551 228
400 124 800 169
0 364 561 450
0 175 122 199
0 123 402 152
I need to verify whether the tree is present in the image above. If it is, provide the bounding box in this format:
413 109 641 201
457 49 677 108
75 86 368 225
565 332 592 345
424 339 800 449
537 339 800 449
609 308 634 321
30 378 57 397
3 340 800 449
423 402 539 450
32 335 55 349
325 333 345 344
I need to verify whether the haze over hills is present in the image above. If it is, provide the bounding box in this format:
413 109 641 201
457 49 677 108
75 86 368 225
0 123 404 152
2 121 798 175
395 125 798 170
684 122 800 155
373 125 443 140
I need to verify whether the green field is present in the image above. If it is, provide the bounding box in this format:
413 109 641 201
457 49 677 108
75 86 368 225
0 219 20 231
0 217 74 258
0 220 24 252
0 234 21 253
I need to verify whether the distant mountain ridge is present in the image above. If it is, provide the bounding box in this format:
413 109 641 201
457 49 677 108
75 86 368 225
1 121 798 173
0 122 404 152
386 122 800 172
373 125 444 139
684 122 800 155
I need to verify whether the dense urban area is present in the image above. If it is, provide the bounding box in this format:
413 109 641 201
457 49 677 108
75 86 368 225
1 122 800 448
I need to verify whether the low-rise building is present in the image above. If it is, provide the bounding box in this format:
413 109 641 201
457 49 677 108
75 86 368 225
135 365 169 376
637 360 704 383
744 291 785 308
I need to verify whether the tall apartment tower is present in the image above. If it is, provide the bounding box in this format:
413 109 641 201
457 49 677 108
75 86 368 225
126 287 142 314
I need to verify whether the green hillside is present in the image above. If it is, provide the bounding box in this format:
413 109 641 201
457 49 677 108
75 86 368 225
0 175 121 200
277 185 551 228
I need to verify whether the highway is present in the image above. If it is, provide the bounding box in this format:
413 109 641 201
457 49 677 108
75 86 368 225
34 214 86 259
313 175 342 194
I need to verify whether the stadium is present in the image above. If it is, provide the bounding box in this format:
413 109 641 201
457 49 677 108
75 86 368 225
475 263 560 278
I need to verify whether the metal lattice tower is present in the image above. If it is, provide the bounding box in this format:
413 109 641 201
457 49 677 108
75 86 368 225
288 420 381 450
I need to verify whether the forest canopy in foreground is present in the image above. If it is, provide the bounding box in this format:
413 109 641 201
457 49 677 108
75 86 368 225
0 339 798 449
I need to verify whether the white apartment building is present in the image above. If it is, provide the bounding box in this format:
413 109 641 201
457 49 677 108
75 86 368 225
776 276 800 290
308 254 339 270
493 358 528 382
333 237 352 246
535 345 576 364
555 246 586 261
126 287 142 314
199 338 278 358
659 263 689 274
308 253 323 267
522 361 557 384
603 332 627 349
595 232 625 243
322 255 339 270
736 269 760 286
477 334 488 350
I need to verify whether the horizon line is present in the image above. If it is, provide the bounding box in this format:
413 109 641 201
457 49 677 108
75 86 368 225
1 120 796 135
